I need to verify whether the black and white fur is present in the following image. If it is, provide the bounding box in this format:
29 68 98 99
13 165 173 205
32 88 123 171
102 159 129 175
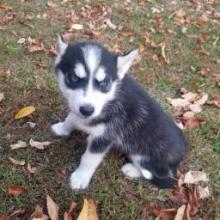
52 36 188 190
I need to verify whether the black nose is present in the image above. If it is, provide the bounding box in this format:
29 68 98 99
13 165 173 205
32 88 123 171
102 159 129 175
79 105 94 117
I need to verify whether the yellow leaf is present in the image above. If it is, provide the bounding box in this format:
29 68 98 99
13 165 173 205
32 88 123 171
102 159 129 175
46 195 59 220
15 106 35 120
77 199 99 220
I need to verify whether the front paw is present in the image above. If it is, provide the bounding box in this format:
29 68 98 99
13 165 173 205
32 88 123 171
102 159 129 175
70 169 91 190
51 122 70 136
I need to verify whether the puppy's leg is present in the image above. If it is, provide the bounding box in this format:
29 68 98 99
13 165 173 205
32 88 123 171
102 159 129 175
70 136 111 190
51 113 75 136
121 163 141 178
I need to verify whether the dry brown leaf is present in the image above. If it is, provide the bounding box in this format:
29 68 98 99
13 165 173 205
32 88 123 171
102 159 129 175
166 97 190 108
27 163 37 174
182 111 195 120
151 207 177 218
189 104 202 113
198 15 208 26
213 73 220 86
207 96 220 107
8 157 25 166
198 186 210 199
25 14 33 20
194 93 208 105
184 171 209 184
17 38 26 44
161 45 169 64
0 16 10 25
47 1 58 8
0 3 12 12
70 24 83 30
174 205 186 220
15 106 35 120
6 184 26 196
29 139 51 150
181 92 198 102
0 215 11 220
10 140 27 150
0 92 4 102
77 199 99 220
10 208 26 217
175 8 186 18
47 195 59 220
31 205 49 220
184 117 205 129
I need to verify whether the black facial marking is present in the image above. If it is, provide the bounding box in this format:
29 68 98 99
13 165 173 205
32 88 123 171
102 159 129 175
64 70 87 89
55 41 118 91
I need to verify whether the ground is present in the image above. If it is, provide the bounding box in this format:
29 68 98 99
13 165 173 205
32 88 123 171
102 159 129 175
0 0 220 219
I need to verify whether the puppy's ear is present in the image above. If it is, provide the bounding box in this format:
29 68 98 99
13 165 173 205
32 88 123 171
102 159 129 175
117 49 138 79
57 34 68 55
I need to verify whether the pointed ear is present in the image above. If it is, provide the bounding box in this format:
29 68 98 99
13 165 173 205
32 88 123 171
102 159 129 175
57 34 67 55
117 49 138 79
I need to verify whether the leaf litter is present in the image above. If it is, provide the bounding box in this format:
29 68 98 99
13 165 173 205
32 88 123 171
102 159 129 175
144 170 210 219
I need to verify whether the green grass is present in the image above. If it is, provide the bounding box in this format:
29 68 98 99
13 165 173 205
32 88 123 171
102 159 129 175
0 0 220 219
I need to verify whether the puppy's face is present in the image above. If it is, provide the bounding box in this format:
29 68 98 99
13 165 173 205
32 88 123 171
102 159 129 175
55 37 138 119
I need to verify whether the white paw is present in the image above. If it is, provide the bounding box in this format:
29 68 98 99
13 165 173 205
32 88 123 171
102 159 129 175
121 163 141 178
140 169 153 180
51 122 70 136
70 169 91 190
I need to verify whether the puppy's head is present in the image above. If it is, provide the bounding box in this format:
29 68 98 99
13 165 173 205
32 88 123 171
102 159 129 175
55 36 138 119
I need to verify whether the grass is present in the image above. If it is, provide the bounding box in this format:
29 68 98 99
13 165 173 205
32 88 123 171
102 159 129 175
0 0 220 219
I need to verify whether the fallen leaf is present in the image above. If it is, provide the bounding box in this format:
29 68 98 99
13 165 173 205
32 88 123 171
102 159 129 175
104 18 117 30
31 205 49 220
174 205 186 220
184 171 209 184
0 3 12 12
166 97 190 108
0 92 4 102
207 96 220 107
184 117 205 129
175 8 186 18
10 140 27 150
151 207 177 218
25 14 33 20
194 93 208 105
17 38 26 44
189 104 202 113
10 208 26 217
8 157 25 166
6 184 26 196
64 201 77 220
47 195 59 220
182 111 195 120
70 24 83 30
77 199 99 220
27 163 37 174
47 1 58 8
15 106 35 120
0 16 10 25
161 45 169 64
29 139 51 150
0 215 10 220
198 186 210 199
181 92 198 102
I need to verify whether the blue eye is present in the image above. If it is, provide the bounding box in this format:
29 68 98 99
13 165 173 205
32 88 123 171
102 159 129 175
66 72 80 83
96 77 111 92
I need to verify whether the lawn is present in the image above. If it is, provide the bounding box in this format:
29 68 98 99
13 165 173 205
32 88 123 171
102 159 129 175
0 0 220 219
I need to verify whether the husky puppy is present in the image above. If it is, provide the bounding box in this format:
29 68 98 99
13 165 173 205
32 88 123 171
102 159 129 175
52 36 188 190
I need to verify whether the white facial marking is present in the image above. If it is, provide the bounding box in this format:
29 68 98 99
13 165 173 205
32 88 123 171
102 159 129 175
82 45 101 74
74 63 86 78
95 67 106 82
117 49 138 79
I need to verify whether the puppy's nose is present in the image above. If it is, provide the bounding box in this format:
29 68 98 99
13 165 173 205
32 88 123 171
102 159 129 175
79 105 94 117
